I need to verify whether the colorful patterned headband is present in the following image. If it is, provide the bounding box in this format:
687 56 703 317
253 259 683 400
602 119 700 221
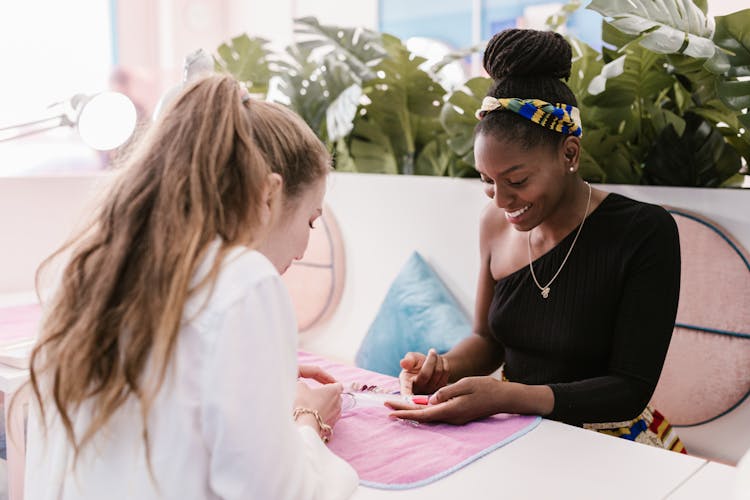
475 97 583 138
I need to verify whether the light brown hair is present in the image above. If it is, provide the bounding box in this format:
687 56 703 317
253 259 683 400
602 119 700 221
24 73 329 468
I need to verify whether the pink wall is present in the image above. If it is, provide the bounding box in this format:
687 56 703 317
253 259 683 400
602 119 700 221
112 0 378 117
114 0 231 117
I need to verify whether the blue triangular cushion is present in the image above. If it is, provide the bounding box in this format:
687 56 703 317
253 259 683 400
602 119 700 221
355 252 472 376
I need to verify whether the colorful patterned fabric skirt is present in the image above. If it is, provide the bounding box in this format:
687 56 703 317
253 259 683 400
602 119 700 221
583 406 687 454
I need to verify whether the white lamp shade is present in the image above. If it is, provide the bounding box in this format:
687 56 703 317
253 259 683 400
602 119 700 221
77 91 137 150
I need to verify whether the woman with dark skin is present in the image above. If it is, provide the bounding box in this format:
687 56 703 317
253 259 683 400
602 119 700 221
388 29 683 451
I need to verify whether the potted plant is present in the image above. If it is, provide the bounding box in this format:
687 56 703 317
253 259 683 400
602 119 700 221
214 1 749 188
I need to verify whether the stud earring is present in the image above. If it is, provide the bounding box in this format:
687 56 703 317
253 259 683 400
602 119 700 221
569 167 575 172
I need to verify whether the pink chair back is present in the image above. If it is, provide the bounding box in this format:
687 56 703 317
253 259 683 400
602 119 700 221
281 205 346 332
650 209 750 426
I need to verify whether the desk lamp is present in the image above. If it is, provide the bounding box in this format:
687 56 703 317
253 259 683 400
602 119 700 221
0 91 137 151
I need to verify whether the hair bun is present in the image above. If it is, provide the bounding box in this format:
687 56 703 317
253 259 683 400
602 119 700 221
483 29 572 81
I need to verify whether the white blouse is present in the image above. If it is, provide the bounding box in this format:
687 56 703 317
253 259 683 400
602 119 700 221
25 245 358 499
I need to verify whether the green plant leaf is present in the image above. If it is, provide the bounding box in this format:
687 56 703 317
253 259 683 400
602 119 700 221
587 46 673 105
546 0 584 31
666 53 720 106
348 114 399 174
643 113 742 186
272 45 362 142
720 174 748 187
447 159 479 178
587 0 717 58
577 146 608 183
717 80 750 110
584 43 674 148
349 34 446 173
332 140 357 172
440 77 491 164
693 0 708 14
649 106 687 136
272 46 330 137
567 37 604 103
710 9 750 78
215 34 274 95
294 17 387 83
415 135 453 176
601 20 638 60
581 129 643 184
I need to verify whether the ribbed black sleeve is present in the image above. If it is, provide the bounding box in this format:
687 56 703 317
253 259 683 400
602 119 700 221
487 193 681 426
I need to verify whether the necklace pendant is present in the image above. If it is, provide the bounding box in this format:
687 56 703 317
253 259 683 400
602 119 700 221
541 287 550 299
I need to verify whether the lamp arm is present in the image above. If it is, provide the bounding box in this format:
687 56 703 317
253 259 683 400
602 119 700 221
0 115 68 143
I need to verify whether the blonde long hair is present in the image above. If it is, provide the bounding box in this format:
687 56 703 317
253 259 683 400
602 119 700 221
25 74 329 464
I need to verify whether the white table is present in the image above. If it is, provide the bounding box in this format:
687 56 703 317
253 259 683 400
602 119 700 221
352 419 709 500
665 461 739 499
0 362 28 500
0 291 726 500
0 292 35 500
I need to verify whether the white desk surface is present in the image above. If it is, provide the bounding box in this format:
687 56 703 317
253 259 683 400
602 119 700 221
0 293 35 393
0 293 722 499
353 419 707 500
666 461 739 499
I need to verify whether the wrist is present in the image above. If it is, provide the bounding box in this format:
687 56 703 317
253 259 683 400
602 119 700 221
441 352 458 382
502 382 555 416
293 407 333 443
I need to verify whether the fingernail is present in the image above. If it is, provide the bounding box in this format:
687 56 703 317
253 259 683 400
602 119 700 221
397 418 420 427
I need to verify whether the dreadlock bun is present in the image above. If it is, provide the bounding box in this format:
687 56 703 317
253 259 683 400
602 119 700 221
483 28 572 82
476 28 578 150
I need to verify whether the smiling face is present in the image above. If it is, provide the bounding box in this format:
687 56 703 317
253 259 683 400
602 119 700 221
474 131 580 232
258 175 326 274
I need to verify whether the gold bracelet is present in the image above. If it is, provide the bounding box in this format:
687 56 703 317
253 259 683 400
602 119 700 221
293 407 333 443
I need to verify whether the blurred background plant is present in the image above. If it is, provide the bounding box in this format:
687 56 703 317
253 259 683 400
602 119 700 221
215 1 749 187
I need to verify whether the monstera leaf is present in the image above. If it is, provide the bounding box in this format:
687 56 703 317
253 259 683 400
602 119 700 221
711 10 750 110
705 10 750 161
580 129 642 184
584 42 673 147
272 45 362 143
415 133 453 176
587 42 673 106
440 77 491 166
348 114 399 175
567 37 604 103
643 113 741 186
587 0 717 58
348 34 446 174
294 17 387 83
215 34 275 95
708 9 750 78
272 45 330 137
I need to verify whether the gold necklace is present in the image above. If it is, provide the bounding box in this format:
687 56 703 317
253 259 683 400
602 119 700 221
527 182 592 299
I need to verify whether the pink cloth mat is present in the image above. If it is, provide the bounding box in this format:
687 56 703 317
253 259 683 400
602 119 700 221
0 303 41 344
298 351 541 489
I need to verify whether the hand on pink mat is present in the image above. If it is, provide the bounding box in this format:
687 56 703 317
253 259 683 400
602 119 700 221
295 380 344 429
399 348 450 396
298 364 337 384
387 376 504 425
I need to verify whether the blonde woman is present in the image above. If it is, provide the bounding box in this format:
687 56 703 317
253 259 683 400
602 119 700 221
23 74 357 499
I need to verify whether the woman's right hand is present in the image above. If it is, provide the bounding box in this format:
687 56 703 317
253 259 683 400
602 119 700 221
294 381 343 429
399 348 450 396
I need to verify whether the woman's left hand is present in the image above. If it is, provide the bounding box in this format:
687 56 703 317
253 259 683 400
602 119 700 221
298 364 337 384
386 376 504 425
